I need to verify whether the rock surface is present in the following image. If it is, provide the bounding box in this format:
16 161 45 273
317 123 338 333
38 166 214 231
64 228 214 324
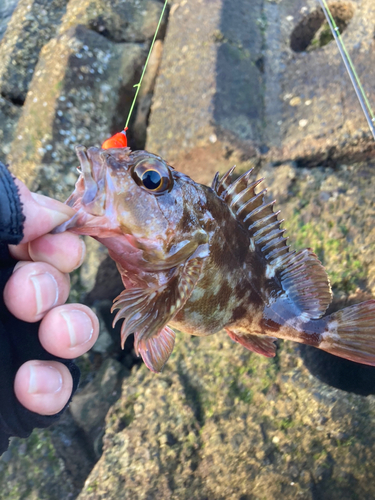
0 0 69 103
147 0 375 184
9 26 144 199
263 0 375 164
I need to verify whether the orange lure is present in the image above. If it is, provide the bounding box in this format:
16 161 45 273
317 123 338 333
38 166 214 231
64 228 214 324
102 127 128 149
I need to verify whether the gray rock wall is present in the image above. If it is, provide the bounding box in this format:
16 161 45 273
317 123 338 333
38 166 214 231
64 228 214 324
0 0 18 40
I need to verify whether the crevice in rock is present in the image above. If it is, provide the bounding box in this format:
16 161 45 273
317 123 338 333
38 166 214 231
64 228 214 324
300 345 375 396
290 2 355 53
109 62 144 150
311 470 361 500
289 143 375 169
177 369 205 427
0 91 24 107
86 14 168 45
82 257 142 372
86 18 113 41
50 410 97 493
85 256 123 304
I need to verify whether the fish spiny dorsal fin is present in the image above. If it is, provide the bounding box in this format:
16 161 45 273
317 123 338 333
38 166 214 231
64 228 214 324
213 168 332 320
212 165 236 195
213 167 290 263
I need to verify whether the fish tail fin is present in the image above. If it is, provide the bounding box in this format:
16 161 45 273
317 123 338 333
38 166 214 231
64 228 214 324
318 300 375 365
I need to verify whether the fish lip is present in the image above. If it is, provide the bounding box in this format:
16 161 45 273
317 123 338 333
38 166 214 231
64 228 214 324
67 145 108 211
77 145 100 204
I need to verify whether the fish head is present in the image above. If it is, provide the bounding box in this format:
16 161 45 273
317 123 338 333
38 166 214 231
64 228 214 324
59 146 210 270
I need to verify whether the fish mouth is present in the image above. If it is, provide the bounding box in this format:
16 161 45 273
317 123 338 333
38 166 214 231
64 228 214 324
65 145 101 209
52 146 108 234
74 145 98 206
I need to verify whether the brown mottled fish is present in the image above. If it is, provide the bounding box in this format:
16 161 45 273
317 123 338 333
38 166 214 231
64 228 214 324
55 145 375 372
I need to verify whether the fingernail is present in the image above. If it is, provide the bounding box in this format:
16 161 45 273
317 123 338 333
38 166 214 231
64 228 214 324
60 309 94 348
31 192 74 216
73 239 86 270
30 272 59 315
28 364 63 394
31 192 75 227
45 207 73 228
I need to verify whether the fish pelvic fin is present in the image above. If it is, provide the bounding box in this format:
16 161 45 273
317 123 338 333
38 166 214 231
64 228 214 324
111 256 205 372
136 326 176 373
226 330 277 357
318 300 375 366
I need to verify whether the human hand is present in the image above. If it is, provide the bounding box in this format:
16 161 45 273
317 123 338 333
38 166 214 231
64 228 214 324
3 179 99 416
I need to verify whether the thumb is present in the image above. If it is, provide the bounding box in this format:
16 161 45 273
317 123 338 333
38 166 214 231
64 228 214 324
15 179 75 244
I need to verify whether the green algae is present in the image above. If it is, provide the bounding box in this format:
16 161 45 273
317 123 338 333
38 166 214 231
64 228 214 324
0 429 74 500
287 213 368 293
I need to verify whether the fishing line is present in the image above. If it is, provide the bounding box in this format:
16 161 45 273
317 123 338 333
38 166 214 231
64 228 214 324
124 0 169 129
317 0 375 140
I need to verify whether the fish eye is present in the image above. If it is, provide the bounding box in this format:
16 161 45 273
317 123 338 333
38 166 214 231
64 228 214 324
131 158 173 194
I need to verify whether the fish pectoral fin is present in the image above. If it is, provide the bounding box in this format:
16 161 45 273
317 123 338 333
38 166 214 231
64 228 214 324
226 329 277 357
273 248 332 320
111 256 205 369
136 326 176 373
143 233 209 271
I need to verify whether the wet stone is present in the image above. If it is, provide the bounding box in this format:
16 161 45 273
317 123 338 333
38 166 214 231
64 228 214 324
0 0 69 103
0 96 21 164
59 0 166 43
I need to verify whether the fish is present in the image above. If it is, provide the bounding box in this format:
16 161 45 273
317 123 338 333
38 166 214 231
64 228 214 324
55 143 375 373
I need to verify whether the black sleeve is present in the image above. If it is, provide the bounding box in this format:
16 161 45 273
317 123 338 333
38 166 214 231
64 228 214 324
0 162 80 455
